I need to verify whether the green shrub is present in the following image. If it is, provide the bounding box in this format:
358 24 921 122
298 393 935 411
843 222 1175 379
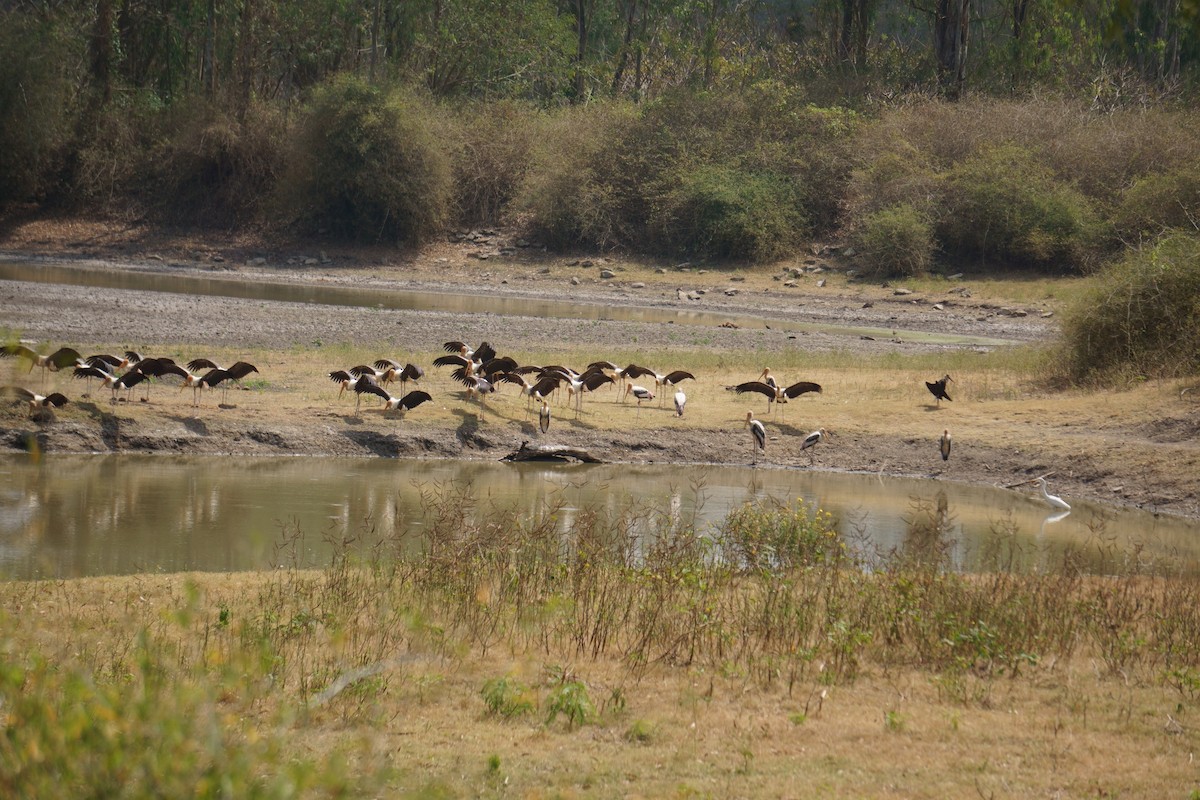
1114 167 1200 239
0 640 352 798
517 86 856 261
937 145 1103 271
721 500 843 571
280 75 451 244
852 204 936 277
1060 233 1200 381
653 165 808 262
517 102 639 249
0 16 79 205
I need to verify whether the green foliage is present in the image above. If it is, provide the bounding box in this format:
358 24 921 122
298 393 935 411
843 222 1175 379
518 86 855 261
280 75 451 244
408 0 574 98
654 166 808 261
544 677 594 729
480 676 535 719
721 500 843 571
1115 167 1200 239
852 204 936 277
0 15 79 205
1060 233 1200 381
937 145 1104 271
0 636 351 798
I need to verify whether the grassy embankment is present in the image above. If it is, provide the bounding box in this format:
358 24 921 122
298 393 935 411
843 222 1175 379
4 493 1200 797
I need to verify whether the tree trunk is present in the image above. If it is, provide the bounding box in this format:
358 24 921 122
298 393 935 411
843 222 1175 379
934 0 970 99
90 0 115 108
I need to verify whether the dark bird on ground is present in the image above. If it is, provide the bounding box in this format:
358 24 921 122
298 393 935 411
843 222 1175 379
2 345 83 382
746 411 766 465
940 429 952 461
3 386 69 416
559 368 614 416
126 357 179 402
800 428 828 463
734 378 822 415
926 374 953 407
356 384 433 417
199 361 260 404
343 374 381 416
539 401 551 434
188 359 259 393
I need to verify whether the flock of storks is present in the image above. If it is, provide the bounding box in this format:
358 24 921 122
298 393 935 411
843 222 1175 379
1 344 259 409
2 340 970 473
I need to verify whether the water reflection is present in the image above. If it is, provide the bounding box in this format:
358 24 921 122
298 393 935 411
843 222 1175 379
1 454 1197 580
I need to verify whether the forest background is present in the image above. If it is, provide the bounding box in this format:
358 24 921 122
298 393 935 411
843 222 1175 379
3 0 1200 379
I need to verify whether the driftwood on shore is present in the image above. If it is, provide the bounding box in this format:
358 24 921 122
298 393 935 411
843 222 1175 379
501 441 604 463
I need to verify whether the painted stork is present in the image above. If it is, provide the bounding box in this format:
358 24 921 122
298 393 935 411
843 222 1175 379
500 372 561 412
939 429 952 461
539 401 551 434
198 361 260 404
800 428 828 463
159 363 208 406
674 389 686 417
443 340 496 365
372 359 425 394
560 368 614 417
355 384 433 417
746 411 766 465
72 364 129 402
2 345 83 383
926 374 953 407
628 384 654 418
733 378 822 415
3 386 69 417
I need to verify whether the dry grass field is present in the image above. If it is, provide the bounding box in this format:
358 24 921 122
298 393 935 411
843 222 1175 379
2 223 1200 797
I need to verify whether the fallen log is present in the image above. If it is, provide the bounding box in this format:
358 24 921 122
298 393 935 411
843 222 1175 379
501 441 604 463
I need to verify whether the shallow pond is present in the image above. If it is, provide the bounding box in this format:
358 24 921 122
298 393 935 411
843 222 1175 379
1 454 1196 580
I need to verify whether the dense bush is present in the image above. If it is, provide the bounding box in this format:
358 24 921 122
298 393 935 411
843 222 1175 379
0 17 79 205
149 101 287 226
1060 234 1200 381
652 166 808 262
442 100 540 225
937 145 1104 271
517 102 640 249
279 76 451 244
517 85 855 260
66 90 166 213
1114 167 1200 240
852 204 936 277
